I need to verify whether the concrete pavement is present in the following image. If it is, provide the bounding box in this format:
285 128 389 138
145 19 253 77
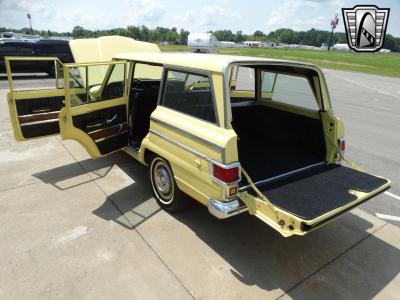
1 70 400 299
323 69 400 228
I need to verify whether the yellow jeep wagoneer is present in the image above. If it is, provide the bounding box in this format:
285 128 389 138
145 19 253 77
4 42 391 237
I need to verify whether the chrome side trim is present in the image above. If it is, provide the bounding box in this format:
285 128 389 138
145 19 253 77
149 128 207 159
150 116 226 160
149 129 238 169
208 198 248 219
94 130 129 142
150 128 241 200
20 119 59 126
239 161 326 191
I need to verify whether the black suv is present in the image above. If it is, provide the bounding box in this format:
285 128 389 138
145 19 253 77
0 39 74 76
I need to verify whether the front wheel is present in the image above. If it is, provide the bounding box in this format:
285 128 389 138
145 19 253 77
149 156 187 212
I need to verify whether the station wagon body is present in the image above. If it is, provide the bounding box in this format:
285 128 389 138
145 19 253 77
4 38 391 237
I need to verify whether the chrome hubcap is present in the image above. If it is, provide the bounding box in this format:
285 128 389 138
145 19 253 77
152 160 174 204
155 167 171 194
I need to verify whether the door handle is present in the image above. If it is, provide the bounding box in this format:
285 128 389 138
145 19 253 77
106 114 117 124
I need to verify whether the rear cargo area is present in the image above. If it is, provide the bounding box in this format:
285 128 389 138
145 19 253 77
232 103 326 183
232 103 389 221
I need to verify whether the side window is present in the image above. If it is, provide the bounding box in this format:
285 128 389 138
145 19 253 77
161 70 216 124
261 72 276 93
7 58 64 91
234 67 255 91
134 63 163 80
101 63 126 100
108 63 124 83
261 71 319 111
68 62 126 106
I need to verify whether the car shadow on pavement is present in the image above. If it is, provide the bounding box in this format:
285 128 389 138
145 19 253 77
33 151 400 298
33 151 161 229
171 201 400 298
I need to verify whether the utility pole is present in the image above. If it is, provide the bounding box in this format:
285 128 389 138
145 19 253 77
27 13 33 35
328 13 339 51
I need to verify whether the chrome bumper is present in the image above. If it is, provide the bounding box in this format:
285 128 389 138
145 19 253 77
208 198 248 219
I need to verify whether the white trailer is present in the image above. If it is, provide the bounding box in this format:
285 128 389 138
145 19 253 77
187 33 218 53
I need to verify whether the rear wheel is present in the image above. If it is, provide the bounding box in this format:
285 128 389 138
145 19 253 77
149 156 187 212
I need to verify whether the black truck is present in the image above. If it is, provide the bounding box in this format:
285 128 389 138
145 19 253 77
0 38 74 76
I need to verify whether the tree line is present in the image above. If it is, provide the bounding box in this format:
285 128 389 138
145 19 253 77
213 28 400 52
1 25 399 52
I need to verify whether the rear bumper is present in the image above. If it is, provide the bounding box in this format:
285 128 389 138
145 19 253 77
208 198 248 219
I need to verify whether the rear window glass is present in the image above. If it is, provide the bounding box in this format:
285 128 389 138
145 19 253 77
161 70 216 124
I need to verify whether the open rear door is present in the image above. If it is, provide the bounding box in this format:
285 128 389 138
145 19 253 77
5 57 64 141
239 163 390 237
60 61 129 158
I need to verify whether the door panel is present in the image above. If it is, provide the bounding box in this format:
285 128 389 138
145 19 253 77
61 61 129 158
5 57 65 141
16 95 64 138
72 105 128 155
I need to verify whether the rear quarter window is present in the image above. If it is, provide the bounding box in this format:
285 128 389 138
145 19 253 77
261 72 319 111
161 69 217 124
234 66 255 91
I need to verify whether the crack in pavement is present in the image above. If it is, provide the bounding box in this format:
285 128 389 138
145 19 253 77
0 181 42 193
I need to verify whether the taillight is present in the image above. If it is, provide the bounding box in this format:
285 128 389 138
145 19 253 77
338 138 346 152
213 164 239 183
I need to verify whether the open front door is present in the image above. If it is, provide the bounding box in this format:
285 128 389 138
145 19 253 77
60 61 129 158
5 57 64 141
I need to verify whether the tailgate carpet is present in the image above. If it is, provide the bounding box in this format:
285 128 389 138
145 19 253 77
253 164 388 220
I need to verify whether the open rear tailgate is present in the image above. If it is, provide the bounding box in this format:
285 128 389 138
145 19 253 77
239 164 390 237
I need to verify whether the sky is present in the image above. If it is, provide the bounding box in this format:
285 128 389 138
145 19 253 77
0 0 399 37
